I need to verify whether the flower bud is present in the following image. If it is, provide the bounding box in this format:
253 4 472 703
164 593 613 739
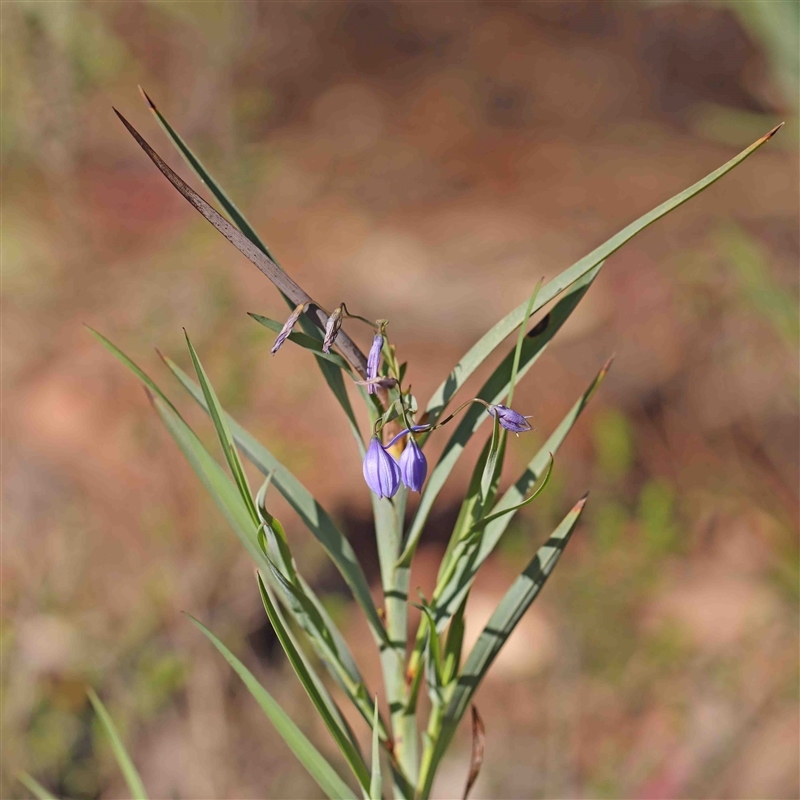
362 436 401 499
488 403 532 434
399 437 427 492
366 334 384 394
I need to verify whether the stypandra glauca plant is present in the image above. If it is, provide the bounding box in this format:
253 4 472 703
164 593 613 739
23 90 780 800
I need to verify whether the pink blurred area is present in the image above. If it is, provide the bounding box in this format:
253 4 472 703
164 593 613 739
3 2 798 798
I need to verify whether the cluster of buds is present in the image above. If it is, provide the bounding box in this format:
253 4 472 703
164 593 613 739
362 400 532 499
269 301 533 500
363 427 429 498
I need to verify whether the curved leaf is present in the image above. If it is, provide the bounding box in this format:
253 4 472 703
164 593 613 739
87 688 148 800
161 353 388 648
256 574 370 791
400 263 601 567
418 496 588 800
432 357 611 629
424 125 782 424
187 615 357 800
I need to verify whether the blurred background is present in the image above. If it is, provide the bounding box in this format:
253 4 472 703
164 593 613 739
3 1 798 798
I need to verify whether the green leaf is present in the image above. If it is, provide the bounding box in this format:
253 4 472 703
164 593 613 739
187 614 357 800
256 496 386 743
114 108 368 376
184 331 258 521
432 358 611 629
441 599 466 686
399 263 601 568
139 90 370 444
86 327 178 413
151 393 266 569
419 496 588 800
249 313 352 370
161 354 388 648
311 352 365 453
256 574 370 792
253 310 367 452
17 772 57 800
478 417 502 510
437 436 493 583
89 330 257 567
139 87 279 263
473 453 554 530
424 126 782 424
265 558 383 740
507 280 542 407
370 698 382 800
87 688 148 800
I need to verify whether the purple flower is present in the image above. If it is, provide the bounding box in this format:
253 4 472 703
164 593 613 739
488 403 532 434
362 436 401 499
322 305 344 354
366 334 383 394
399 437 427 492
270 303 305 355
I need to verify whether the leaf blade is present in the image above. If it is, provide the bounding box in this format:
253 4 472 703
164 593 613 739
139 86 278 263
87 688 149 800
184 331 257 520
400 263 601 567
161 353 388 647
370 697 383 800
256 574 370 792
17 773 58 800
113 108 368 377
187 614 357 800
433 357 611 628
420 496 588 799
425 126 782 423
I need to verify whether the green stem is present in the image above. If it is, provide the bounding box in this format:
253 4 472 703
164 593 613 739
416 700 445 800
374 488 415 798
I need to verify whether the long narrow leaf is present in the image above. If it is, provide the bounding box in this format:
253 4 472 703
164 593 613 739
424 125 782 424
400 263 601 567
370 698 382 800
138 92 369 447
432 357 611 628
419 496 588 800
139 87 279 263
187 615 357 800
260 567 365 737
87 327 179 414
17 773 57 800
161 353 388 647
151 393 266 568
507 281 542 408
256 574 370 791
113 109 368 377
87 688 148 800
473 453 554 530
257 487 385 742
184 331 258 520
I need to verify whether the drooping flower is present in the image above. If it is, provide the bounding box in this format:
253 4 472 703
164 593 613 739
488 403 532 434
362 436 401 499
366 334 383 394
399 437 427 492
322 305 344 354
270 303 305 354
